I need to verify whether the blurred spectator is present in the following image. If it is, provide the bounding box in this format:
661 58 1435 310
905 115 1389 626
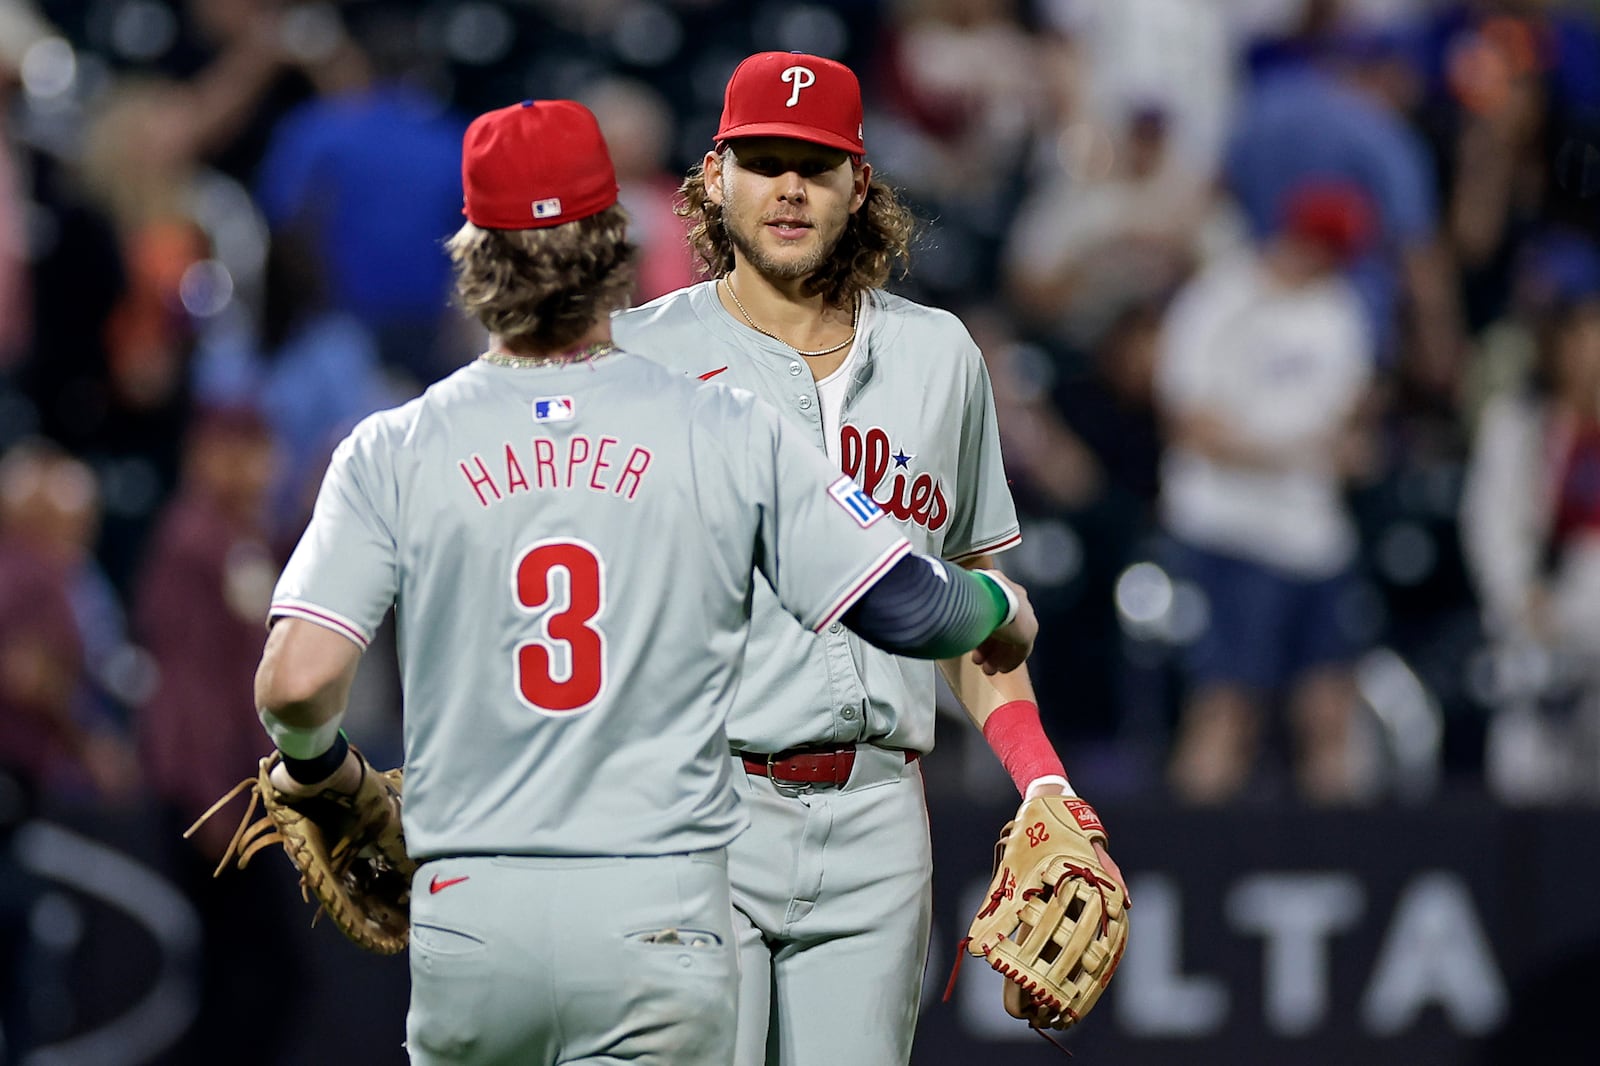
1055 301 1166 509
132 404 277 853
130 404 300 1064
1156 181 1380 806
253 4 469 386
1462 270 1600 802
584 76 698 304
879 0 1044 201
0 440 137 810
1003 103 1230 351
874 0 1046 296
0 2 44 373
1444 13 1561 331
1225 27 1463 395
1040 0 1236 174
974 305 1163 757
194 231 400 549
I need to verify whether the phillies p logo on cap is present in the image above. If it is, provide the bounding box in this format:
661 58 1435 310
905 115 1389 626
781 64 816 106
716 51 865 156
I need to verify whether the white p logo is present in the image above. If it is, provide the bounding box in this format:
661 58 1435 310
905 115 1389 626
781 65 815 107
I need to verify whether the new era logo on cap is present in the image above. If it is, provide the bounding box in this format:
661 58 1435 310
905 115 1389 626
717 51 865 156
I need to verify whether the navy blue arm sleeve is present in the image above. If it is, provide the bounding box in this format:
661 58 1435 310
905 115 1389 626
840 552 1009 659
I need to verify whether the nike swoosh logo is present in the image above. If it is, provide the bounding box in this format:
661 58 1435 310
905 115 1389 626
698 366 729 380
429 874 470 894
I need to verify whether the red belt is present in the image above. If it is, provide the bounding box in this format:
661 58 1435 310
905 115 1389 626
738 745 918 789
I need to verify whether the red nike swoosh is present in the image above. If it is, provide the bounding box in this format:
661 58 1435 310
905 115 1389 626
698 366 729 380
429 874 470 894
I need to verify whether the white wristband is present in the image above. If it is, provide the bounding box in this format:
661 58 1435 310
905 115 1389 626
258 707 345 761
1024 774 1075 799
973 569 1018 627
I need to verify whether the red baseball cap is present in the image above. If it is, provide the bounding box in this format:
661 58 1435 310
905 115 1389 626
716 51 865 156
461 100 618 230
1281 179 1376 262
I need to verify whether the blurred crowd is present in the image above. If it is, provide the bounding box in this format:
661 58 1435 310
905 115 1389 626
3 0 1600 1055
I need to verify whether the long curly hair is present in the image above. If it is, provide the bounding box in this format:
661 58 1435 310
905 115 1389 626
676 151 916 308
446 205 637 351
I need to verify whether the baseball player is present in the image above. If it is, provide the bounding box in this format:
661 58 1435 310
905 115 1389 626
248 99 1039 1066
613 53 1129 1063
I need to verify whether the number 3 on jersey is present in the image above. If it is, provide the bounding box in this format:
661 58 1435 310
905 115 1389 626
513 539 607 715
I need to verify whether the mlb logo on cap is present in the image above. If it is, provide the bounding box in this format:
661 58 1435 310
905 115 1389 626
716 51 865 156
533 396 576 422
461 100 618 230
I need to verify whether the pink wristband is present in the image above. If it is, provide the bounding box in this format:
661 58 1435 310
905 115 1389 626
981 700 1067 797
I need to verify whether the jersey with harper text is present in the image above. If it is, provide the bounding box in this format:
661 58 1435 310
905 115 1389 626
270 351 910 859
613 283 1019 753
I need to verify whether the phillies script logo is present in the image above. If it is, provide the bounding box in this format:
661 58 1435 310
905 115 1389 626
840 425 948 532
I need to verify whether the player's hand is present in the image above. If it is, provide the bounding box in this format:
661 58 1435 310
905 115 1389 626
1093 840 1130 906
971 573 1036 675
1024 779 1132 906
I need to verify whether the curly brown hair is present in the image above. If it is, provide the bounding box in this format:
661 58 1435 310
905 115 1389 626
677 151 915 308
446 205 637 352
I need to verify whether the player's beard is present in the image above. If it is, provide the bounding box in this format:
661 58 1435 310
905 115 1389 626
724 207 847 282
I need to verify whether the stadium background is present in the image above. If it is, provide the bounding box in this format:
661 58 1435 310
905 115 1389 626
2 0 1599 1062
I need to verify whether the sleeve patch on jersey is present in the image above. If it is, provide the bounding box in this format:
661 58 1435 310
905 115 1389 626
533 396 576 422
828 475 885 528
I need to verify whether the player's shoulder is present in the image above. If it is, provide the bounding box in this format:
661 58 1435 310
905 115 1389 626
865 289 985 372
613 282 716 335
339 395 427 453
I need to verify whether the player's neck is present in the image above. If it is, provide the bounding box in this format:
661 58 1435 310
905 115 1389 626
720 266 855 356
490 321 613 362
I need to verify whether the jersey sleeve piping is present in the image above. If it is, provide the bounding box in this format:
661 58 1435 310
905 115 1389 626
814 537 914 632
948 528 1023 563
269 599 371 649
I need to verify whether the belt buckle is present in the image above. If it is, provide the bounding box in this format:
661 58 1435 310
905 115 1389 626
766 751 816 797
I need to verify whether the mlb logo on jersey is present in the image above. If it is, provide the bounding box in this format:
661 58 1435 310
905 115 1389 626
532 197 562 219
828 475 884 528
533 396 576 422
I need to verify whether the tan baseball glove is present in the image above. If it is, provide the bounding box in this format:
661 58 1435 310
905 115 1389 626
186 747 415 955
961 795 1129 1031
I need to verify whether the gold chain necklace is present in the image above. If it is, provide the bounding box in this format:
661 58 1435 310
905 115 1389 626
478 341 617 369
723 277 858 358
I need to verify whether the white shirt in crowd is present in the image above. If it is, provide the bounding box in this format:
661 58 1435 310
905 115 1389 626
1156 251 1374 577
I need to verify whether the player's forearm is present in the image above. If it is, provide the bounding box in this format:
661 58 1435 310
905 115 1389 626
254 618 362 759
938 653 1040 730
840 553 1013 659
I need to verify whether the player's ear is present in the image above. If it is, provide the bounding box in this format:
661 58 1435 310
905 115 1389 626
850 161 871 213
704 149 727 207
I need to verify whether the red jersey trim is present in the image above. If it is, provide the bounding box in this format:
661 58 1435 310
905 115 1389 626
948 529 1022 563
269 601 371 649
814 538 914 632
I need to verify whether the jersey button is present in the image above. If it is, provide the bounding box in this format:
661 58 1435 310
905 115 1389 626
789 363 802 376
798 396 812 410
841 707 857 720
828 622 843 635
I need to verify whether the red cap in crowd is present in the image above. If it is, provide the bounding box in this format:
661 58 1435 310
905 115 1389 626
461 100 618 230
716 51 865 157
1282 179 1376 262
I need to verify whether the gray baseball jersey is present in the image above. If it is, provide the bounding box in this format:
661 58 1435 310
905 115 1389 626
612 283 1020 753
270 350 910 860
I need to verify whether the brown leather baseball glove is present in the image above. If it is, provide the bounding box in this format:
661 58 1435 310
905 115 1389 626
959 796 1129 1031
186 747 415 955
